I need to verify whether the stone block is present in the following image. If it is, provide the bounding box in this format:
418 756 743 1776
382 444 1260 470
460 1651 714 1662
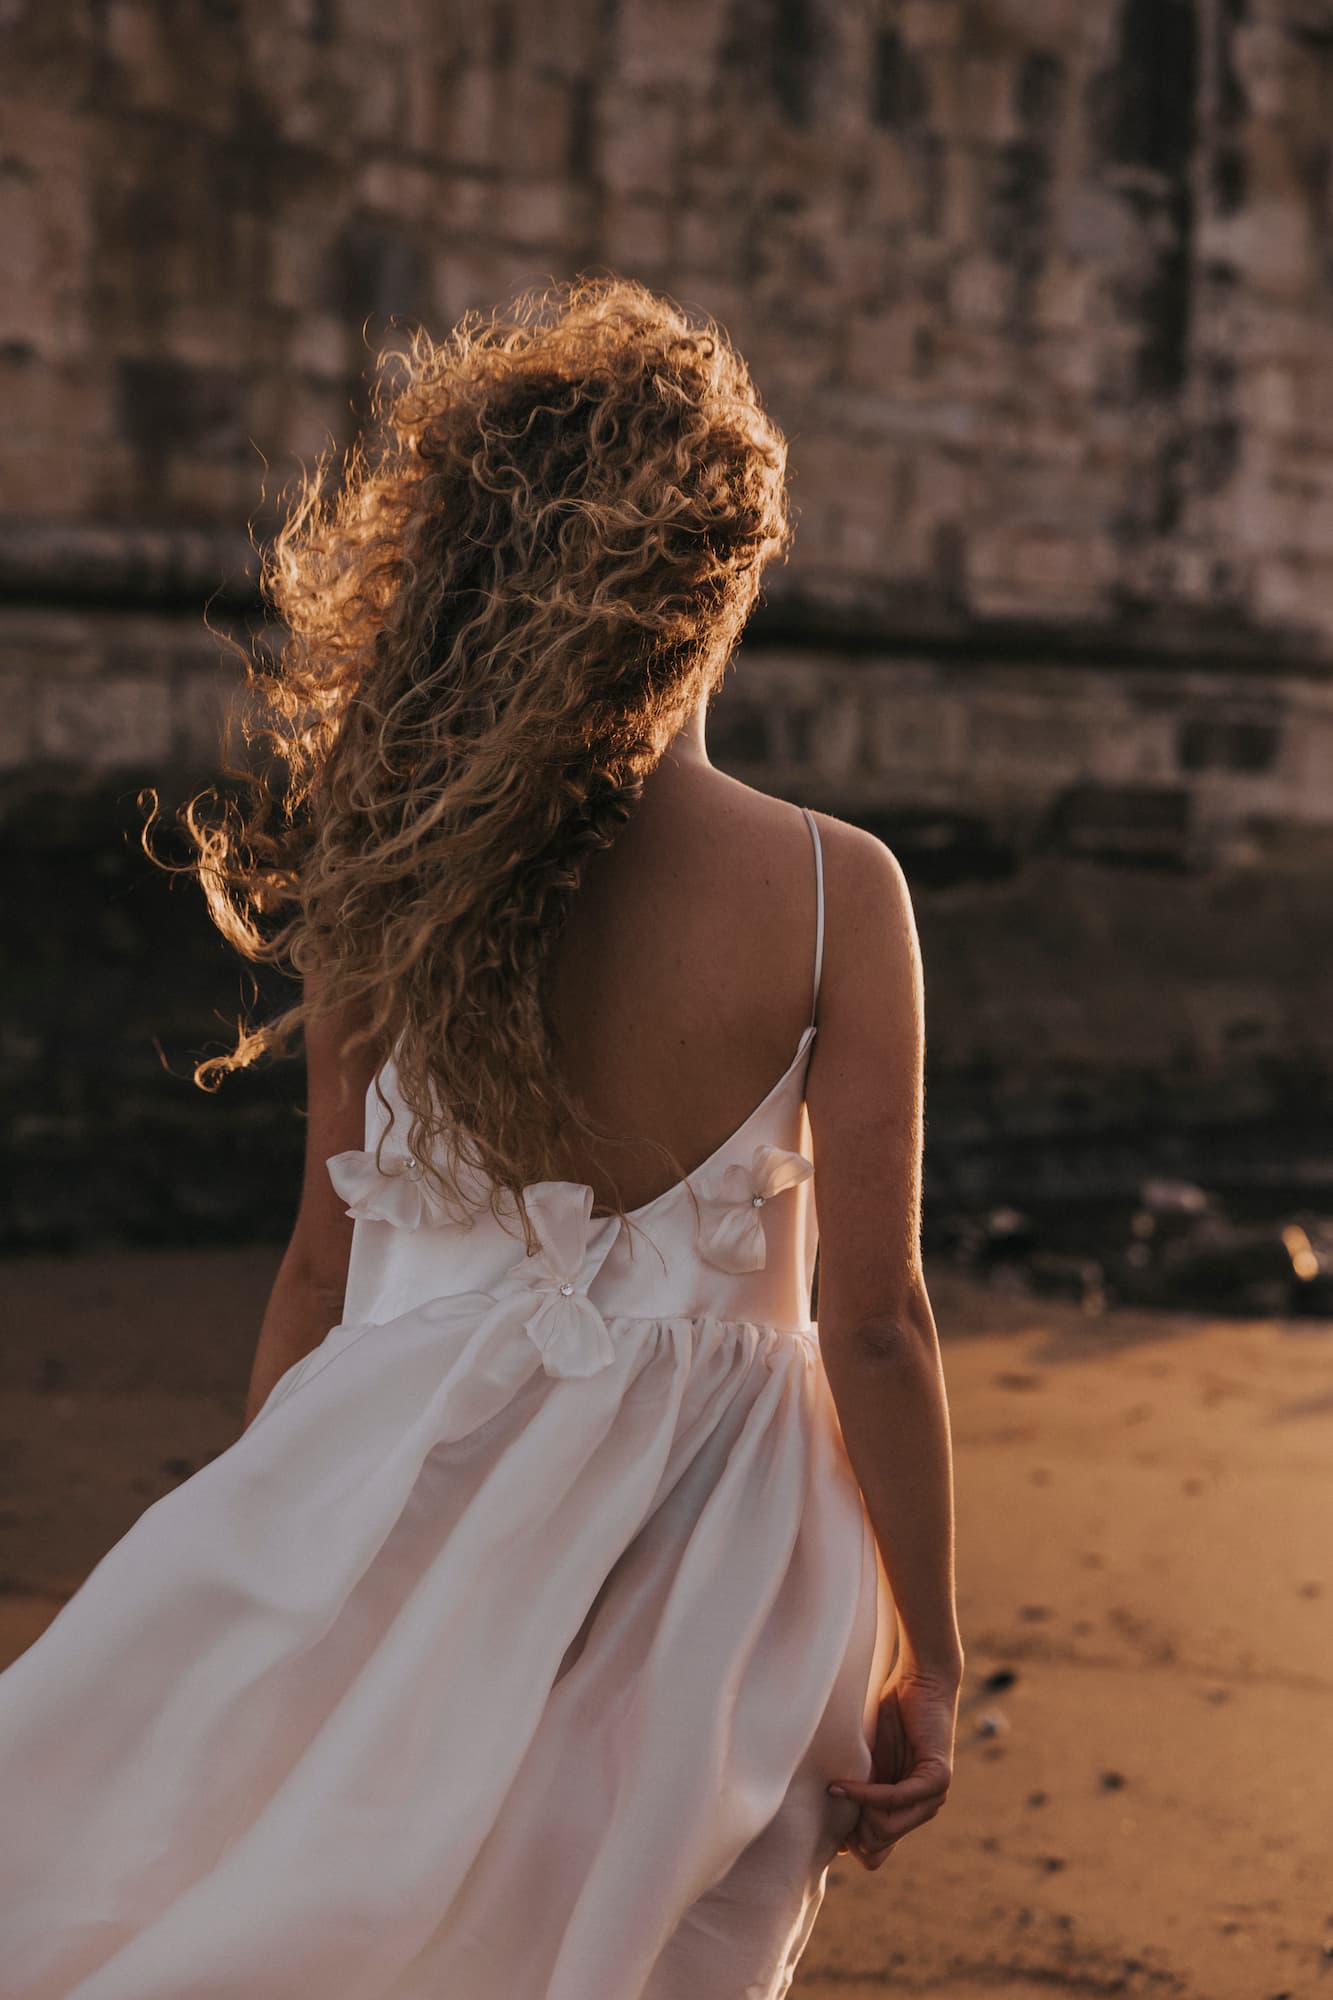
1208 200 1314 302
595 92 680 197
835 509 893 575
172 664 234 767
0 170 77 361
428 249 485 328
435 57 500 171
1093 706 1180 786
0 669 35 772
1286 487 1333 563
966 693 1094 776
1254 556 1324 629
934 144 979 245
959 54 1023 143
0 438 97 518
600 194 674 275
163 459 266 523
948 253 1011 328
328 41 406 148
451 246 551 323
496 178 574 251
900 0 964 50
1032 258 1091 331
612 0 731 88
675 204 739 276
1010 531 1110 597
278 377 351 467
291 312 352 382
1231 20 1291 123
865 685 968 776
972 0 1077 43
1245 363 1299 435
34 672 173 772
0 612 94 679
855 134 925 232
323 0 424 50
808 687 865 787
506 0 607 77
356 158 439 221
841 303 926 387
102 2 177 114
501 70 578 180
1282 702 1333 821
263 211 337 316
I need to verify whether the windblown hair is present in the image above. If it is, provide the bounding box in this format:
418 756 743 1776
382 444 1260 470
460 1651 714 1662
167 275 794 1239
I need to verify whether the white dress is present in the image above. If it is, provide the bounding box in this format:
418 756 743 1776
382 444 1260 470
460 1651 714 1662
0 806 896 2000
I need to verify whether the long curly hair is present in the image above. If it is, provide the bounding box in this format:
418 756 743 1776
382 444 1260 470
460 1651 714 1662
168 275 794 1242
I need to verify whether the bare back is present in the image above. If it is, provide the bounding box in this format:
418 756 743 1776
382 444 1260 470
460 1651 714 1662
293 721 927 1359
544 756 821 1217
542 731 929 1351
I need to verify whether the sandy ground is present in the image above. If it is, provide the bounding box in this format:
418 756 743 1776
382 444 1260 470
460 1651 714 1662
1 1249 1330 1999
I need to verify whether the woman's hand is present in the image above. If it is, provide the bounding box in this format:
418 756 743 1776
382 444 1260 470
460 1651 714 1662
829 1661 961 1871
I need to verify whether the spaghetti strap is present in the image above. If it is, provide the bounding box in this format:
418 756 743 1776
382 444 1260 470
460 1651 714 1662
800 805 825 1028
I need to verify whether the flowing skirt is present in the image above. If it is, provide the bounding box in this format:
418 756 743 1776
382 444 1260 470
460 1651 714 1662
0 1296 893 1999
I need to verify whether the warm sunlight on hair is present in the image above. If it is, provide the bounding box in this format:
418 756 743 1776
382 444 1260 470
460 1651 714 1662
151 274 794 1237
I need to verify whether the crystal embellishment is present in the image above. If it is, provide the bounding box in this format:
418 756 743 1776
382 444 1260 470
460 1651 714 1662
505 1183 619 1378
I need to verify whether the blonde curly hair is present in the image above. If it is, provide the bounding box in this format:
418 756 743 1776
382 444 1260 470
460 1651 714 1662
170 274 793 1240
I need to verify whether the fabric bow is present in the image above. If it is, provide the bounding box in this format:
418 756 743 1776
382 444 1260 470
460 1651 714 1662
692 1143 814 1274
506 1182 620 1379
326 1147 448 1231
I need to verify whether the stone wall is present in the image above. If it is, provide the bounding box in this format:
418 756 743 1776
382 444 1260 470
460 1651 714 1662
4 0 1333 1246
5 0 1333 657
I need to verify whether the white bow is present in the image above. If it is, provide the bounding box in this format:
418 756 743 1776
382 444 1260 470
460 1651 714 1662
692 1144 814 1274
505 1182 621 1379
326 1147 449 1230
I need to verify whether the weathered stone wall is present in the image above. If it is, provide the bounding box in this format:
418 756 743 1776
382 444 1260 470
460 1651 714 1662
4 0 1333 1247
5 0 1333 657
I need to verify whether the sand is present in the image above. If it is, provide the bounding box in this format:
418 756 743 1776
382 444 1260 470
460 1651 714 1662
1 1248 1330 1998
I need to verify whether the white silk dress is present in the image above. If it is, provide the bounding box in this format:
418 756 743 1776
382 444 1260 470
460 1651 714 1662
0 806 896 1999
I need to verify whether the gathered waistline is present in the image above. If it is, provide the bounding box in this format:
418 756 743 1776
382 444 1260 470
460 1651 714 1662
254 1303 823 1431
360 1299 820 1347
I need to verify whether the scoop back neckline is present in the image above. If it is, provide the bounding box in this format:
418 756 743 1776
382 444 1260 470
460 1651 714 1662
590 1021 818 1226
367 1021 818 1232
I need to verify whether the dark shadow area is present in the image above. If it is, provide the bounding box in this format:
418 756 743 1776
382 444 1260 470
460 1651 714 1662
3 783 304 1253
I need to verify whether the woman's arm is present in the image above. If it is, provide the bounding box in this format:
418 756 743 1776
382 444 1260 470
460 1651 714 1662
242 988 379 1431
804 820 963 1685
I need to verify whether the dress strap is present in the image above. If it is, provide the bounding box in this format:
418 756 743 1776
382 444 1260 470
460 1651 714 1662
800 806 825 1029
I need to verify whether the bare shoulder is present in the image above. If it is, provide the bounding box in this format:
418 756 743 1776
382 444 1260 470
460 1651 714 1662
807 807 907 883
806 809 921 1000
801 810 927 1335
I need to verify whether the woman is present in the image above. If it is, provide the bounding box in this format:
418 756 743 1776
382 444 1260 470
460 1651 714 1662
0 276 963 1997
